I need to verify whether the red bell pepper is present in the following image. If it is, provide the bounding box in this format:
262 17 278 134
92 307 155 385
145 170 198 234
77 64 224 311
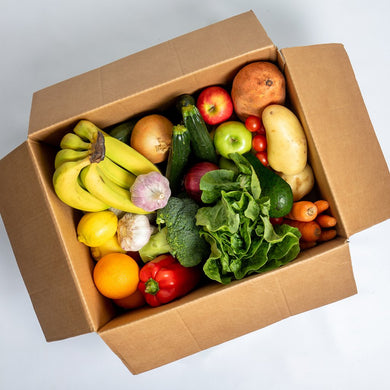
138 254 201 307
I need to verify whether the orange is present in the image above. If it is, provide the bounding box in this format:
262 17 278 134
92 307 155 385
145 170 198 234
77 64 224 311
93 253 139 299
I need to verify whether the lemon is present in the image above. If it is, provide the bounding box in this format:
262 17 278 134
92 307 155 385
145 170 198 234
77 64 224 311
90 234 126 261
77 211 118 247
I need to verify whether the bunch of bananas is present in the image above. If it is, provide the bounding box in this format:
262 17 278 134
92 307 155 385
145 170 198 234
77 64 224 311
52 119 160 213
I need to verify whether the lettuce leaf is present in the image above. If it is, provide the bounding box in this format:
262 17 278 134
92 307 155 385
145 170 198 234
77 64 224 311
196 153 301 284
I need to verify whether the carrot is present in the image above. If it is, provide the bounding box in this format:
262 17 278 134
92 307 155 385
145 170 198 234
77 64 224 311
284 219 322 241
318 229 337 242
286 201 318 222
316 214 337 228
314 200 329 214
300 240 317 250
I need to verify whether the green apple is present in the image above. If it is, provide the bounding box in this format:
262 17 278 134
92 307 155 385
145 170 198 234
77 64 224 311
213 121 252 159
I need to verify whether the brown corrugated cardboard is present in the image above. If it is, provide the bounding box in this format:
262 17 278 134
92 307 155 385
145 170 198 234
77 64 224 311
280 44 390 237
99 238 355 374
0 10 388 374
0 140 116 340
28 11 276 143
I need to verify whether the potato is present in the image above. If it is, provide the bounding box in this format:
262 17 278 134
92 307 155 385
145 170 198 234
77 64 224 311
262 104 307 175
231 61 286 122
278 164 315 201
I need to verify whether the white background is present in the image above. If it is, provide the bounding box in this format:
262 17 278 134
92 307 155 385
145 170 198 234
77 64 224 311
1 0 389 389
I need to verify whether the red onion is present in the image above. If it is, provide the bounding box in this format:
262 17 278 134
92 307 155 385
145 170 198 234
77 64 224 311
184 162 219 203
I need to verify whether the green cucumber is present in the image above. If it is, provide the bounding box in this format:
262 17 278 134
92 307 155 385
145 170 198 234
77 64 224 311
244 152 293 218
181 104 218 164
176 94 196 111
108 119 135 144
165 124 191 194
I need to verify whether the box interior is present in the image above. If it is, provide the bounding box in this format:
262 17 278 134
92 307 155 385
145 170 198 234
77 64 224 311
24 43 283 335
23 42 354 337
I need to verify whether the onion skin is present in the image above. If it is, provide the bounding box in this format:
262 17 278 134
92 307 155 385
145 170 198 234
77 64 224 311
130 114 173 164
184 162 219 203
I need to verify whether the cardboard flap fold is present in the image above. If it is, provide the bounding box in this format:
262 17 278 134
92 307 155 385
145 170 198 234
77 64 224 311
0 142 114 341
28 10 276 141
99 238 356 374
281 44 390 237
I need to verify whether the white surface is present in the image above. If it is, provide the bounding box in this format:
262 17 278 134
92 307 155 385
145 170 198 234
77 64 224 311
1 0 389 388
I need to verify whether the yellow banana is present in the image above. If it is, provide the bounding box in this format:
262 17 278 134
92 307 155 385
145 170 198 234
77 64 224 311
52 157 109 212
60 132 92 150
104 135 160 176
73 119 99 141
54 148 90 169
73 119 160 176
79 165 89 188
82 162 150 214
98 157 136 189
79 157 135 189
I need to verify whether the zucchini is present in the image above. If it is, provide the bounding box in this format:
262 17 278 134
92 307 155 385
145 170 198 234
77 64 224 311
244 152 293 218
108 119 135 144
181 104 218 164
176 94 196 111
165 124 191 194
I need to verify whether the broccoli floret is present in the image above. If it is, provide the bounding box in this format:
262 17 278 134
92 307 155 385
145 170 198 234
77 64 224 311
145 196 210 267
139 226 171 263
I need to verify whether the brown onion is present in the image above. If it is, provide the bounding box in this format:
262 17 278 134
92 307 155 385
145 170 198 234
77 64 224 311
130 114 173 164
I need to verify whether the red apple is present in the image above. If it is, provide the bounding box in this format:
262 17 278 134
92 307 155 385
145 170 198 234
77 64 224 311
196 86 233 125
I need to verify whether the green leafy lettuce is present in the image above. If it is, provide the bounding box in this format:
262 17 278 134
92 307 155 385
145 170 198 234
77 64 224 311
195 153 301 284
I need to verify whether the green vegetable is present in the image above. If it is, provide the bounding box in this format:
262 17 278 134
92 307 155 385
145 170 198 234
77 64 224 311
196 153 301 284
165 124 191 194
139 226 171 263
139 196 210 267
181 104 218 164
107 119 135 144
244 152 293 218
176 94 196 110
219 156 240 174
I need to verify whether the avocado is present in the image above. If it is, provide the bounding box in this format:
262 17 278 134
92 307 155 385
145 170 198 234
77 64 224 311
244 152 293 218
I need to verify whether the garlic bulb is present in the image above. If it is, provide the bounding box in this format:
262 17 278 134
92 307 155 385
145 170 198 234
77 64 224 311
117 213 154 252
130 171 171 212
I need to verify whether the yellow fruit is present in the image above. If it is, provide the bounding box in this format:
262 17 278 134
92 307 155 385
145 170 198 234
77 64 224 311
90 234 126 261
77 210 118 247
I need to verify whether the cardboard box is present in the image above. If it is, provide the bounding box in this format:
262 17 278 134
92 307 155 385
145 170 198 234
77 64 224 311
0 11 389 374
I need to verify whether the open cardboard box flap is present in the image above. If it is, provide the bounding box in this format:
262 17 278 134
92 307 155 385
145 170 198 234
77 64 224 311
279 44 390 237
98 238 356 374
0 10 389 373
0 140 116 340
27 11 276 143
